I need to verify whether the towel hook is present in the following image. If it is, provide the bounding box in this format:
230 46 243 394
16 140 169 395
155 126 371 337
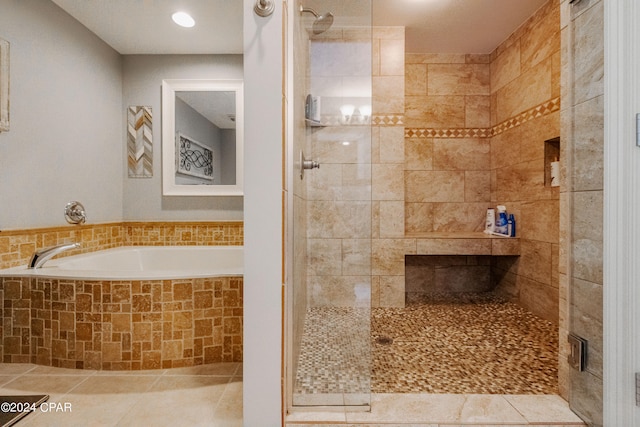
254 0 274 17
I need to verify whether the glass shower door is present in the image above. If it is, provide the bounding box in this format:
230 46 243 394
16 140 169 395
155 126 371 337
290 0 373 409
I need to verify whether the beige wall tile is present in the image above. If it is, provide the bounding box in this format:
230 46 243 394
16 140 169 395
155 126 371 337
433 138 490 171
379 275 406 307
342 239 371 275
464 171 491 202
406 53 466 64
342 163 372 201
372 239 416 276
465 95 491 128
308 239 342 275
571 190 603 284
379 201 405 237
490 41 521 93
379 126 405 164
495 58 552 123
307 200 372 238
427 64 490 96
520 200 559 244
405 95 465 128
373 76 405 114
572 95 604 191
405 171 465 203
432 202 489 232
466 54 491 64
380 39 405 76
416 238 492 255
518 239 552 285
573 1 604 105
405 202 434 234
405 64 427 95
520 3 561 72
518 276 559 322
520 112 561 163
405 137 433 171
372 164 405 201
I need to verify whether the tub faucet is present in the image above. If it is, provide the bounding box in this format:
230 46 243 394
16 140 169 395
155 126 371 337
28 242 80 269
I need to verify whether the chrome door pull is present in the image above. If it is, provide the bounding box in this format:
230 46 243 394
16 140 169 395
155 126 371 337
300 151 320 179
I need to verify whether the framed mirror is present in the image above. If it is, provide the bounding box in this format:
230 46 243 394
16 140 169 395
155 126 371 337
162 79 243 196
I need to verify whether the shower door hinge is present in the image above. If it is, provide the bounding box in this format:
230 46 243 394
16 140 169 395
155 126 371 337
568 333 587 371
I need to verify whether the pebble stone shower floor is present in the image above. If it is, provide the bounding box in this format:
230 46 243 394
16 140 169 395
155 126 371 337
294 292 558 396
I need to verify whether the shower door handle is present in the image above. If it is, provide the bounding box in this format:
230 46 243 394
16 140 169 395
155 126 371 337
300 151 320 179
303 159 320 170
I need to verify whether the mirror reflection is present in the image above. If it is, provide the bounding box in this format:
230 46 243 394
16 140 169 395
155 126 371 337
162 79 243 196
175 91 236 185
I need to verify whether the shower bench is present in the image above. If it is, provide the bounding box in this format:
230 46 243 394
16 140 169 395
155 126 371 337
405 231 520 256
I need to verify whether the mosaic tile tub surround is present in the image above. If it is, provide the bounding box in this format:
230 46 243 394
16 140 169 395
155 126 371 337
0 276 243 369
0 221 244 270
0 221 244 369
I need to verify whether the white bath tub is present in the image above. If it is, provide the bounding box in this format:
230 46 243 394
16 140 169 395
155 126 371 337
0 246 243 280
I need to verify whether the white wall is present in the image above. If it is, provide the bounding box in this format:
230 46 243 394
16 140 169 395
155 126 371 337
121 55 244 221
243 0 283 424
0 0 123 229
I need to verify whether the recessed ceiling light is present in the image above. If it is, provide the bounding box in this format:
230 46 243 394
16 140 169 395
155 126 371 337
172 12 195 28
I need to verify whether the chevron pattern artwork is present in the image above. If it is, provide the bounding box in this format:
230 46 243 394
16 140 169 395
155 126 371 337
127 106 153 178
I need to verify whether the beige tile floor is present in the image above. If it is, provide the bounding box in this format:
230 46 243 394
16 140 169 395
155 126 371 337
0 362 242 427
286 393 587 426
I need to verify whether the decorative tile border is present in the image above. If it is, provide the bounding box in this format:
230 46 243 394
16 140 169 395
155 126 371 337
0 221 243 270
405 97 561 139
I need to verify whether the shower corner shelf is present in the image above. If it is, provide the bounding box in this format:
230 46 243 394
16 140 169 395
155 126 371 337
305 119 325 128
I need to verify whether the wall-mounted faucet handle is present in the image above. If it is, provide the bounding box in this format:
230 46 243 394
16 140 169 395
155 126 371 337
64 201 86 224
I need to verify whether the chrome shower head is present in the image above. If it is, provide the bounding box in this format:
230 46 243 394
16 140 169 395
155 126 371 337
299 4 334 35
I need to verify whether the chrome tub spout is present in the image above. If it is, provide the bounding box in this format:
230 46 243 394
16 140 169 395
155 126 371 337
28 242 80 269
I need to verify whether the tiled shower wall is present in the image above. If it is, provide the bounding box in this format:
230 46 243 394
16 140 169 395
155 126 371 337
488 1 561 324
304 26 406 308
560 0 603 423
403 1 561 323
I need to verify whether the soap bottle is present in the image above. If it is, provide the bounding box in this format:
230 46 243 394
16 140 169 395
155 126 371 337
485 208 495 233
507 214 516 237
495 205 508 235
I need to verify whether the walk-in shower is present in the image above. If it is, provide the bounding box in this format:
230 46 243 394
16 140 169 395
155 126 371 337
289 0 373 409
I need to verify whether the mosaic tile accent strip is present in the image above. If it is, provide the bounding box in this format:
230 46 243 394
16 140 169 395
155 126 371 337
127 106 153 178
405 97 560 139
294 292 558 396
123 222 243 246
0 221 243 269
0 276 242 369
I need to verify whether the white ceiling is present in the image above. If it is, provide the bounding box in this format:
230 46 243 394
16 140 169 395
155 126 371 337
373 0 549 53
51 0 243 54
52 0 549 55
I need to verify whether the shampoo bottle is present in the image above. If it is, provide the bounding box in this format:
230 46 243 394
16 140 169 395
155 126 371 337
507 214 516 237
495 205 508 235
